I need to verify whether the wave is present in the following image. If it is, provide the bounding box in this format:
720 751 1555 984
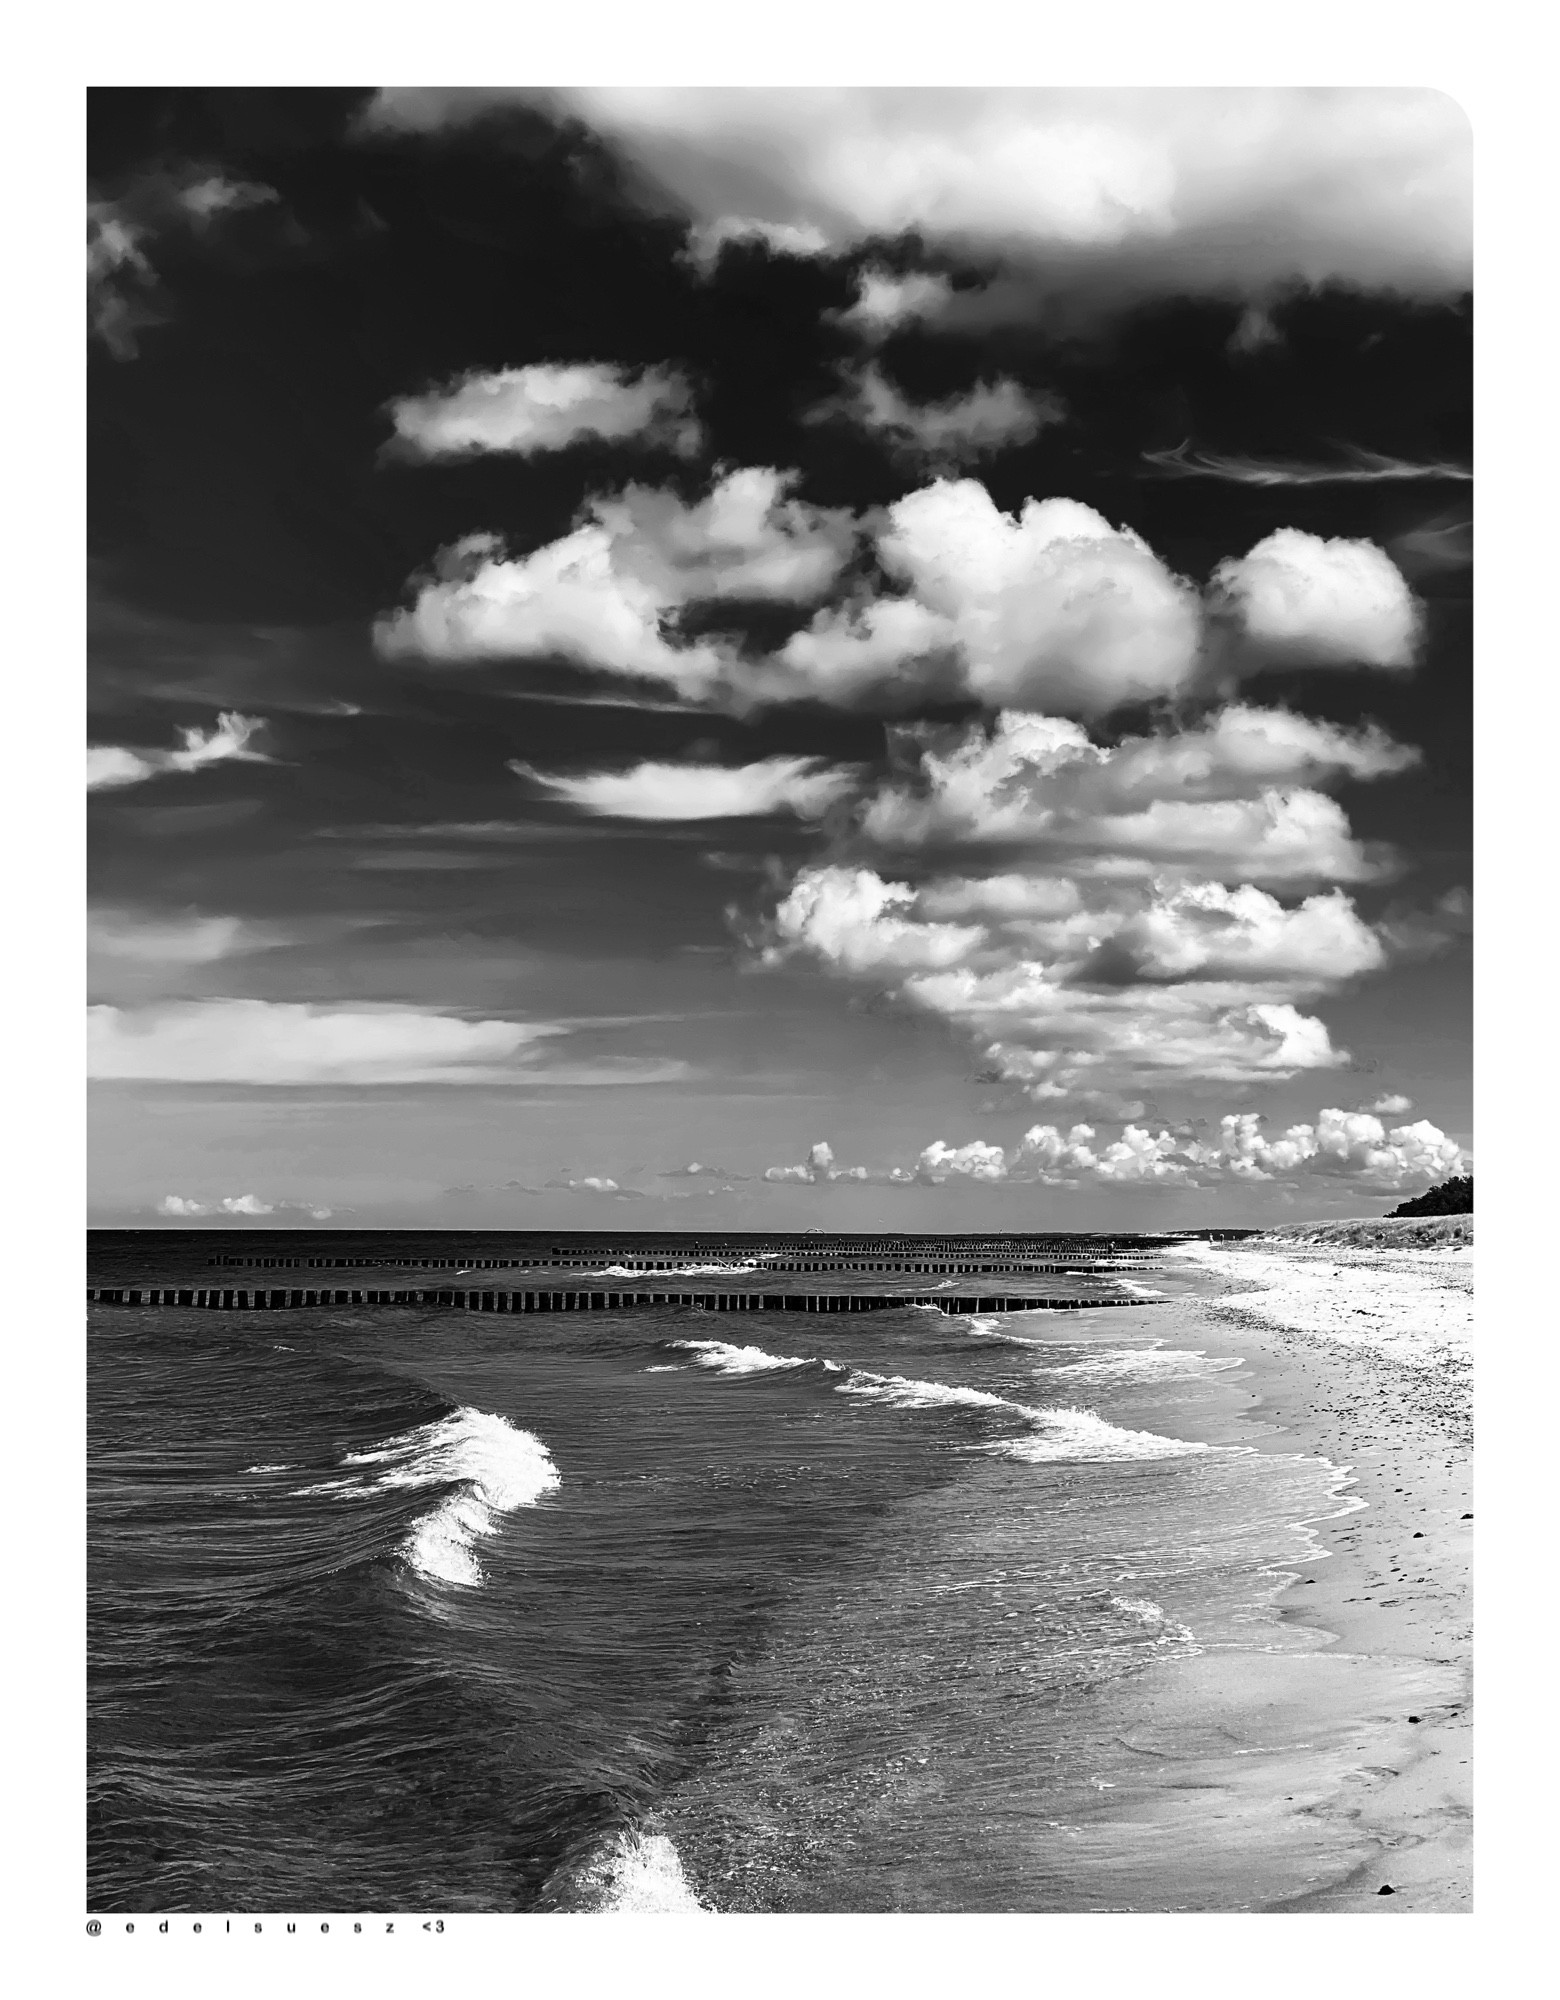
958 1311 1063 1346
670 1337 824 1376
658 1336 1204 1465
590 1261 761 1278
995 1405 1209 1463
299 1407 561 1587
1110 1594 1199 1648
1039 1347 1244 1386
843 1370 1206 1463
840 1370 1018 1415
547 1827 706 1912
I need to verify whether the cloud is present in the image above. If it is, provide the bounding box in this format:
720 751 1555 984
1209 529 1421 671
1366 1094 1413 1115
1389 515 1473 574
806 363 1062 470
87 712 270 791
772 485 1205 715
512 753 859 822
88 910 262 966
89 999 567 1086
855 704 1412 880
542 1174 646 1198
364 88 1469 303
763 1140 870 1184
914 1138 1009 1183
385 362 700 460
1185 1108 1466 1188
1142 443 1473 487
776 493 1422 715
156 1193 334 1218
762 868 984 977
89 167 278 358
838 1105 1466 1192
832 266 956 341
662 1161 732 1178
382 465 1422 717
375 467 856 694
758 861 1395 1097
683 216 830 273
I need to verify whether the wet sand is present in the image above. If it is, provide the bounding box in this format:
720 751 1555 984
1149 1238 1473 1910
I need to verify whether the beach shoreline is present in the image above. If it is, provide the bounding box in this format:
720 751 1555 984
1140 1235 1473 1910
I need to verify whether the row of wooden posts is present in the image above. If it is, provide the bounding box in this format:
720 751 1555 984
88 1287 1152 1315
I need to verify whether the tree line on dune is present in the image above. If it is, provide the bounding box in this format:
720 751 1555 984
1389 1175 1472 1217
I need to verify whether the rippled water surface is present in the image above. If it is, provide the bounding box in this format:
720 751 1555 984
89 1230 1360 1912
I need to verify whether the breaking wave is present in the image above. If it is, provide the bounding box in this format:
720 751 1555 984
297 1407 561 1587
670 1337 829 1376
546 1827 707 1911
654 1336 1209 1465
591 1261 761 1278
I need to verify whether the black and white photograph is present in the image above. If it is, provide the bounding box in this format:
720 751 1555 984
76 69 1487 1938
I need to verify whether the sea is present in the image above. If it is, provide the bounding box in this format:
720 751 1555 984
87 1229 1383 1915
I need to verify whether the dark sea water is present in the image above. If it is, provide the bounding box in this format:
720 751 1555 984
87 1230 1366 1914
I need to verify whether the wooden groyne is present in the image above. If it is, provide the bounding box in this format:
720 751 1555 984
204 1255 1161 1274
88 1287 1153 1315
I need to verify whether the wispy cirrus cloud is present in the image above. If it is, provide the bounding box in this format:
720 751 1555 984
89 999 566 1086
89 166 279 359
87 713 270 792
1141 442 1472 486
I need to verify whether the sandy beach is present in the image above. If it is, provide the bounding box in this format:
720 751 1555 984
1152 1225 1473 1910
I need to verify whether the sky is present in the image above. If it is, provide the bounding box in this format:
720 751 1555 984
86 86 1472 1230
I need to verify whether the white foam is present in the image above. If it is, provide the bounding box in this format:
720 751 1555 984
569 1829 706 1912
994 1405 1209 1464
671 1338 813 1375
1040 1347 1244 1385
591 1261 760 1278
840 1369 1019 1414
311 1408 561 1587
1109 1594 1199 1648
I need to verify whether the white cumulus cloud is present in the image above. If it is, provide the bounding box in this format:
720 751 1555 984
856 704 1411 880
1210 528 1421 670
834 266 956 340
763 1140 870 1184
683 216 831 273
513 754 859 821
807 364 1062 470
758 857 1392 1098
857 1105 1466 1192
386 362 700 460
156 1193 333 1218
375 468 856 695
